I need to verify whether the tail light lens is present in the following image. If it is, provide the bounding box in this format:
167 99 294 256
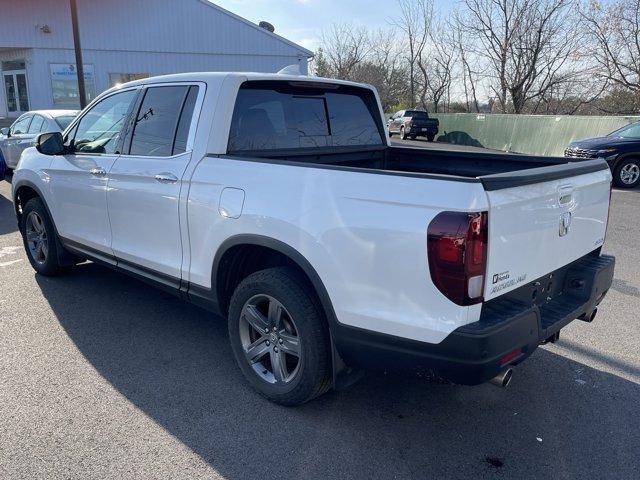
427 211 488 305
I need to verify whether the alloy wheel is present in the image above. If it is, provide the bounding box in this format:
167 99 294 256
239 294 301 384
25 211 48 265
620 163 640 185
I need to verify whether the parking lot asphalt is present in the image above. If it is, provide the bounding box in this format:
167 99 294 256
1 152 639 479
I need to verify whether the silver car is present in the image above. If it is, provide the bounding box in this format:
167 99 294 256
0 110 78 169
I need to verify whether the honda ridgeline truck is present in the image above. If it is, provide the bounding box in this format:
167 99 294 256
12 72 615 405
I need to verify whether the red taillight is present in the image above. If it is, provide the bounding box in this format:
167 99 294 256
427 211 488 306
604 181 612 242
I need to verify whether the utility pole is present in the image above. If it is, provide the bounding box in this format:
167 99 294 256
69 0 87 108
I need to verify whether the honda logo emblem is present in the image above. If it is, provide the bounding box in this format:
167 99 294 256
559 212 572 236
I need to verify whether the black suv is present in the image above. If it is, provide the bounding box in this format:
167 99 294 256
565 122 640 188
387 110 439 142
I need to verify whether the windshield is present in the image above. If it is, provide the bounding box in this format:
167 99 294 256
405 110 429 119
54 115 76 130
609 122 640 139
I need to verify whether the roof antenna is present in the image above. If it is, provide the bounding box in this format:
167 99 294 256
277 64 303 76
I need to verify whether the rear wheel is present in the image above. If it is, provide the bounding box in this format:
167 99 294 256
614 158 640 188
228 267 332 406
20 197 63 276
427 133 436 142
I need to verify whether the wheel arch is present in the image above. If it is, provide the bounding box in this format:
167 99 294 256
211 234 340 329
12 181 51 233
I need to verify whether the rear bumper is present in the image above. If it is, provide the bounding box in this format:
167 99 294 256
408 126 438 135
334 252 614 385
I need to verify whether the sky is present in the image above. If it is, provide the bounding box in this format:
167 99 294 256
212 0 453 53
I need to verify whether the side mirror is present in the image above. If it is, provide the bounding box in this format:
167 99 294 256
0 127 9 137
36 131 65 156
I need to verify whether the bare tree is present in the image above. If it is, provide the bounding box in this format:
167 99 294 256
457 0 582 113
393 0 433 106
582 0 640 93
317 23 372 80
417 19 456 112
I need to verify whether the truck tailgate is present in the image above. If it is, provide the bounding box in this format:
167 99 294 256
483 164 611 301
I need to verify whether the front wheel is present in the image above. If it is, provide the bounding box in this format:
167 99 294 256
614 158 640 188
20 197 63 276
400 126 407 140
427 133 436 142
228 267 332 406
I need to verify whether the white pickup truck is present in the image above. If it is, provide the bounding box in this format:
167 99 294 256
12 72 615 405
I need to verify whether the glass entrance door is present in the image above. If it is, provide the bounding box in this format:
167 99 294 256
3 70 30 115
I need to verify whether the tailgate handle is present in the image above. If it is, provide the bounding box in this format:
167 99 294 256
558 185 574 205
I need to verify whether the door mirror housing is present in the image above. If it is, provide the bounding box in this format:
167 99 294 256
0 127 9 137
36 131 65 156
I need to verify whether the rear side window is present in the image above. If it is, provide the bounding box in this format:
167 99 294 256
228 81 383 153
129 85 198 157
172 86 199 155
55 115 75 130
28 115 45 133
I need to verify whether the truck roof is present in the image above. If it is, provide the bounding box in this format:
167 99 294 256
111 71 372 91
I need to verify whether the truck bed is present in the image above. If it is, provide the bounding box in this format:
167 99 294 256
228 145 609 191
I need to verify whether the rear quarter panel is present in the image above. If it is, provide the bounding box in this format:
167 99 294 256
187 158 489 344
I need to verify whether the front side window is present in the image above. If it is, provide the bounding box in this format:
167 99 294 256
71 89 137 154
228 81 384 153
10 115 31 135
128 85 193 157
28 115 45 134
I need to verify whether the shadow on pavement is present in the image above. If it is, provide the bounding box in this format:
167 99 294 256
36 263 640 479
436 131 484 148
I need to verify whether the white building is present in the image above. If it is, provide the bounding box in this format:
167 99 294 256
0 0 312 118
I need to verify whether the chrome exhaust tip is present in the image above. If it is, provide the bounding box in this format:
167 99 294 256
489 368 513 388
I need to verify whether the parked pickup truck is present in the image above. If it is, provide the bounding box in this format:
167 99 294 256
387 109 439 141
12 72 614 406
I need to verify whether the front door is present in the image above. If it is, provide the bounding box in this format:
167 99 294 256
48 88 139 258
108 84 200 282
3 70 29 116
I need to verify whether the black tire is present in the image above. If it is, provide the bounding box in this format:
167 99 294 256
400 126 407 140
409 135 417 140
613 158 640 188
427 133 436 142
20 197 63 276
228 267 332 406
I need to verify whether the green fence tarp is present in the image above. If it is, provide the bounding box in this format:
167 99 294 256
424 113 640 157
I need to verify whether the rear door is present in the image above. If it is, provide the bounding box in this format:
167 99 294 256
483 167 612 300
107 83 202 282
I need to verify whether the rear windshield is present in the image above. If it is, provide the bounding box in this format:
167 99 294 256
405 110 429 119
228 81 384 153
55 115 76 130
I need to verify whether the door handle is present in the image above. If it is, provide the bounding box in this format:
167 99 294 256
90 168 106 176
154 173 178 183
